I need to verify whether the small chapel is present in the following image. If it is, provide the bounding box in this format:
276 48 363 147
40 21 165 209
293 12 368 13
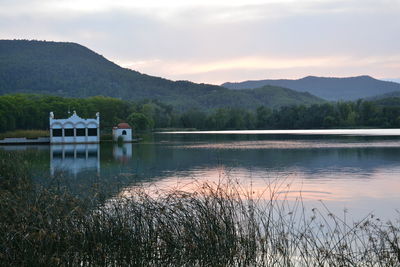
112 122 133 142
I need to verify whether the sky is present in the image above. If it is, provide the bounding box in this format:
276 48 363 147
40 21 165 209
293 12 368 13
1 0 399 85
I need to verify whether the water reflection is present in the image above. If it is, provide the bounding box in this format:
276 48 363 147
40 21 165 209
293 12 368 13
2 134 400 220
50 144 100 176
0 144 48 151
113 143 132 163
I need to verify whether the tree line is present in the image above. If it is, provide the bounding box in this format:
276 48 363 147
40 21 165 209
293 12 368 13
1 94 400 133
0 94 177 133
153 98 400 130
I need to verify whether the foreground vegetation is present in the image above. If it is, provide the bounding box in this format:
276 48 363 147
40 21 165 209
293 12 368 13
1 151 400 266
2 94 400 133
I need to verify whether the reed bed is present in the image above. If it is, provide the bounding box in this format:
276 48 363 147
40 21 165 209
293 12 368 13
0 152 399 266
0 129 49 139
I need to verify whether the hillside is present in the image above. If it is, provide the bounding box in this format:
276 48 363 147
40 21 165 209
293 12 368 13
371 97 400 106
0 40 323 110
366 91 400 101
222 76 400 101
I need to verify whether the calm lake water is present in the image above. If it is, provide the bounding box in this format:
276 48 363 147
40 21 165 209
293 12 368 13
2 129 400 221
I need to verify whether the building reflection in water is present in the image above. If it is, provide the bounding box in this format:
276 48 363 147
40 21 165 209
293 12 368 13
50 144 100 176
113 143 132 163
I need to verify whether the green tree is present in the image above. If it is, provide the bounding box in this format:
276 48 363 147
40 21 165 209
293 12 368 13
180 109 206 129
127 112 154 131
256 106 271 129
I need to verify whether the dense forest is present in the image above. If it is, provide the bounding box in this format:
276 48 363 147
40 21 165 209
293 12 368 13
0 40 323 111
1 94 400 133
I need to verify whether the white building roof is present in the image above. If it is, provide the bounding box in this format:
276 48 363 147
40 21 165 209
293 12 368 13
50 111 99 128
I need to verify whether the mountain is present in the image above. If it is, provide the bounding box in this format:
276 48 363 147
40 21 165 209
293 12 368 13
0 40 323 111
222 76 400 101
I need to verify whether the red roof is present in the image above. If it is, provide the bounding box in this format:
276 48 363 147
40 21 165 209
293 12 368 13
117 123 131 129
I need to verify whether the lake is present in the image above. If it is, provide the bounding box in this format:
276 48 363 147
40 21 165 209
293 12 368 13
2 129 400 221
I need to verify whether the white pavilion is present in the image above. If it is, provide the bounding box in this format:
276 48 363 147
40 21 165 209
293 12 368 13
49 111 100 143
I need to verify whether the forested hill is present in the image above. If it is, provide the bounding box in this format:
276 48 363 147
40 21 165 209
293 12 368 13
366 91 400 101
0 40 323 110
222 76 400 101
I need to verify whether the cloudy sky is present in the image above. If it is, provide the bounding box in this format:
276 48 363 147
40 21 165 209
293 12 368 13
1 0 399 84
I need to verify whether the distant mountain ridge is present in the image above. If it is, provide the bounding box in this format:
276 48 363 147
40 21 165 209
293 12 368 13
383 78 400 84
0 40 323 111
222 76 400 101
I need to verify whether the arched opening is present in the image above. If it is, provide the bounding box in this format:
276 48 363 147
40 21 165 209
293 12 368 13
87 122 98 137
51 123 63 137
63 122 74 137
75 122 86 136
122 130 127 135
